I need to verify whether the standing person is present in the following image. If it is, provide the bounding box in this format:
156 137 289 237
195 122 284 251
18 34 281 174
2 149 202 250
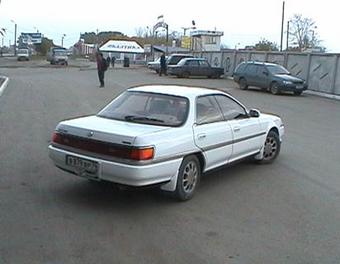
111 56 116 68
106 56 111 67
95 52 107 87
159 53 167 76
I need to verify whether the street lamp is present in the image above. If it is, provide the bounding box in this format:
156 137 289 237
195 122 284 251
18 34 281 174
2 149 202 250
10 20 17 55
311 26 317 48
61 34 66 47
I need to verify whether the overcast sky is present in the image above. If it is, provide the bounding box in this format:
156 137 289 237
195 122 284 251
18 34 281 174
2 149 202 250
1 0 339 52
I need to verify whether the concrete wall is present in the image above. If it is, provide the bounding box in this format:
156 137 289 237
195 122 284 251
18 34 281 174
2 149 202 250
198 50 340 95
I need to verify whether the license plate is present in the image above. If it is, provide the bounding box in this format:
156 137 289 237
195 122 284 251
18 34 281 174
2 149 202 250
66 155 98 177
296 85 304 89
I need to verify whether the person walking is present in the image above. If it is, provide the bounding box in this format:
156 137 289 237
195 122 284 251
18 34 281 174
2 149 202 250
111 56 116 68
159 53 167 76
106 56 111 67
96 52 107 87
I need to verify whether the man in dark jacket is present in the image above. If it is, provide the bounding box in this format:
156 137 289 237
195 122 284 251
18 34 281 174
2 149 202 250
159 53 167 76
96 52 106 87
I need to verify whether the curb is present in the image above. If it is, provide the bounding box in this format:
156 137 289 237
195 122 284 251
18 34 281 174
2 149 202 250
0 76 9 97
304 90 340 101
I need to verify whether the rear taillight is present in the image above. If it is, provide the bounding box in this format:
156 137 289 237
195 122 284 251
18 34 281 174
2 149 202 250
51 131 154 161
130 147 154 161
52 132 62 144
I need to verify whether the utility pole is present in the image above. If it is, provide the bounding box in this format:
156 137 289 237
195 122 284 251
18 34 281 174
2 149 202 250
11 20 17 55
280 1 285 52
61 34 66 47
286 21 290 51
165 23 168 55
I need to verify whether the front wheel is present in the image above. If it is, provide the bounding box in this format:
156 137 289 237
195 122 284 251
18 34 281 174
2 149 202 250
174 155 201 201
270 82 280 95
294 91 302 96
258 131 281 164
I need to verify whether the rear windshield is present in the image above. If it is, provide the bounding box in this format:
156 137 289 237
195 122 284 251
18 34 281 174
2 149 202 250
97 91 189 127
54 50 67 56
18 49 28 54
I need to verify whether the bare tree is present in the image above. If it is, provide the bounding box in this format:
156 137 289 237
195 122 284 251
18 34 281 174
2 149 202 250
135 27 146 38
289 14 320 50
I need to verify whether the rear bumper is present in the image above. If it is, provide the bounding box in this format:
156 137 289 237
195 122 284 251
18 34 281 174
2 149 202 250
48 145 182 187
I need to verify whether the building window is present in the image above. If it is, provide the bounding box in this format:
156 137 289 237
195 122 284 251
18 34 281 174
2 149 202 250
206 36 217 44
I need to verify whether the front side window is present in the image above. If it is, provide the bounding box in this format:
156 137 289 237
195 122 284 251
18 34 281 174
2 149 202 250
214 95 248 120
196 96 224 124
267 65 289 75
98 91 189 127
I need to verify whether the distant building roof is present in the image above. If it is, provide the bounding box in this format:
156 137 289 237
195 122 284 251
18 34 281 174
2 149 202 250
190 30 224 37
100 40 144 53
153 45 190 53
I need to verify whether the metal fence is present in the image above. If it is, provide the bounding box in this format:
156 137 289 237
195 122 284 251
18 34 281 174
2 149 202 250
194 50 340 96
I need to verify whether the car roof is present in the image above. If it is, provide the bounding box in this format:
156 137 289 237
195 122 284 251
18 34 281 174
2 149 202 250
243 61 280 67
181 58 207 61
168 54 193 57
128 85 226 99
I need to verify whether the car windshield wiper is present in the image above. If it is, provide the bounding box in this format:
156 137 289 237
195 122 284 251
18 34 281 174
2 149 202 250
124 115 164 123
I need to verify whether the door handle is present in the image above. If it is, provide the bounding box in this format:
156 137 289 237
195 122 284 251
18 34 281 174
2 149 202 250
197 133 206 140
233 126 241 132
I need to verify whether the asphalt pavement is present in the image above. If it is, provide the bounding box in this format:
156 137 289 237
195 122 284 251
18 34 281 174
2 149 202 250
0 63 340 264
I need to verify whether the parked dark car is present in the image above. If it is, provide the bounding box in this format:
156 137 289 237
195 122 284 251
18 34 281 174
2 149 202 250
166 54 193 66
168 58 224 78
233 61 308 95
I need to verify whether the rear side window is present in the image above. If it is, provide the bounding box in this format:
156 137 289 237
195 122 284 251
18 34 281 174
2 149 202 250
245 64 257 74
235 63 246 73
186 60 199 66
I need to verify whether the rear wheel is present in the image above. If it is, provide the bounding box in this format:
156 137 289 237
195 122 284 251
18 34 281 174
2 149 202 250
174 155 201 201
270 82 280 95
183 72 190 78
239 78 248 90
294 91 302 96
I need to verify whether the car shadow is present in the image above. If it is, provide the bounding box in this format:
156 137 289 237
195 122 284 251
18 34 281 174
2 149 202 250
51 158 266 211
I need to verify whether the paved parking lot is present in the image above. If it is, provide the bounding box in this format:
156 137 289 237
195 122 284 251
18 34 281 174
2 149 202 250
1 63 340 264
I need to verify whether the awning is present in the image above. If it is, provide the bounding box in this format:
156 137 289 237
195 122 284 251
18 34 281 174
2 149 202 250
99 40 144 54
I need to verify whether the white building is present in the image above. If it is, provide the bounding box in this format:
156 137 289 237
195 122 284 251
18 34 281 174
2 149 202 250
190 30 224 52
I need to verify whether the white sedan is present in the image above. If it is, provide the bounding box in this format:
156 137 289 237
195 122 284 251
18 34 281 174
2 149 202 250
49 85 284 201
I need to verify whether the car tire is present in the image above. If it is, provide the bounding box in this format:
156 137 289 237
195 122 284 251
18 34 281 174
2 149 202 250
270 82 280 95
239 78 248 90
294 91 302 96
155 69 159 74
174 155 201 201
258 130 281 164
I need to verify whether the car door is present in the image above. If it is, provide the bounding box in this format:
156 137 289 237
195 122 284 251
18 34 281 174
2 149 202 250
198 60 211 76
215 95 264 162
187 60 199 76
244 64 257 86
254 65 270 88
193 95 233 171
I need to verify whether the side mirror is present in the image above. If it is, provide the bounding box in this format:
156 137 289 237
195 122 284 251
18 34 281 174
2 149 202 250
249 109 260 118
